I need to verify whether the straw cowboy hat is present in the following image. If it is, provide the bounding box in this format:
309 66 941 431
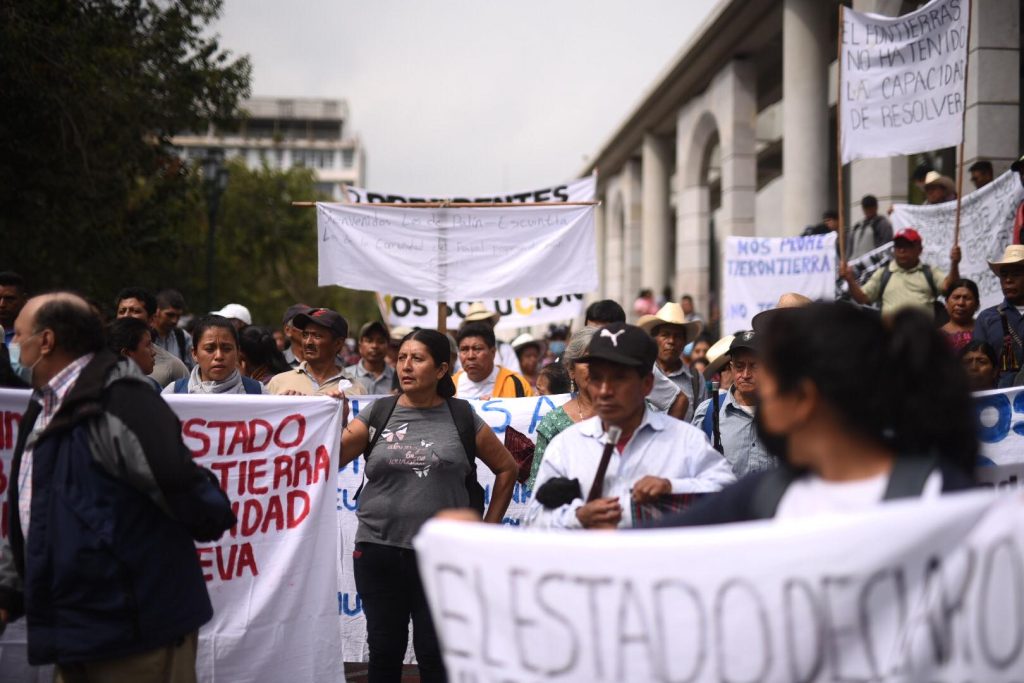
923 171 956 196
702 334 736 380
463 302 501 325
511 333 541 351
988 245 1024 275
751 292 813 334
637 302 703 344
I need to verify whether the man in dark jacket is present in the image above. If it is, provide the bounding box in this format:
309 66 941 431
974 245 1024 387
0 292 235 681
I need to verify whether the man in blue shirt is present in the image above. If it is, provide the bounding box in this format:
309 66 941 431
974 245 1024 387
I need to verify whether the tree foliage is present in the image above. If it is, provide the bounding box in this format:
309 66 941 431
0 0 250 299
215 160 378 328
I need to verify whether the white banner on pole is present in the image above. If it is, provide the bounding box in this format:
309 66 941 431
317 204 597 301
891 169 1024 310
343 174 597 205
416 490 1024 683
378 294 585 332
840 0 969 163
722 234 837 333
0 390 344 683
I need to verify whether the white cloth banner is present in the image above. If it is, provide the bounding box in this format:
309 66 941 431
343 173 597 205
891 169 1024 310
0 390 344 683
378 293 585 332
317 204 597 301
840 0 969 163
416 490 1024 682
722 234 837 333
338 393 569 661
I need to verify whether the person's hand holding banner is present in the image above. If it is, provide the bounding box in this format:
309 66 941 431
631 475 672 504
574 497 622 529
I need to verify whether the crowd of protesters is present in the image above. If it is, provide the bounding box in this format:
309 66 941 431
0 228 1013 683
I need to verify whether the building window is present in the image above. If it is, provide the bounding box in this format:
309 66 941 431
341 149 355 168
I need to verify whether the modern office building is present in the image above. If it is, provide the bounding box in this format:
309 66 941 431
172 96 365 198
583 0 1020 317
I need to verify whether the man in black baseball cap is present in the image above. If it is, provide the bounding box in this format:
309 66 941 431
525 323 734 530
345 321 394 395
267 308 365 396
281 303 312 367
692 330 774 478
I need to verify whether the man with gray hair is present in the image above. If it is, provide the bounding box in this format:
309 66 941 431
0 292 235 681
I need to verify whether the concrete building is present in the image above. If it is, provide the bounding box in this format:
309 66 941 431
172 96 365 198
584 0 1021 324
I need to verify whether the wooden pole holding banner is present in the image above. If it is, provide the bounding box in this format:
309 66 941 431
836 6 847 267
952 0 974 247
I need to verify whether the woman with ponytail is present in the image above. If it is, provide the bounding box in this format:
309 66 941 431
340 328 517 683
659 302 977 526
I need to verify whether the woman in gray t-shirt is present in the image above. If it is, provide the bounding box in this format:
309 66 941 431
341 328 517 682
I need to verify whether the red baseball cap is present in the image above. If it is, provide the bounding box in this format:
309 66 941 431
893 228 922 244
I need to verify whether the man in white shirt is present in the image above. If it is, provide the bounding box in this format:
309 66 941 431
525 323 735 529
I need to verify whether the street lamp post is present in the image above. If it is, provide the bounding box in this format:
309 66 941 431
202 149 230 312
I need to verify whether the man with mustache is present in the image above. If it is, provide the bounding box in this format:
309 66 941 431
267 308 366 396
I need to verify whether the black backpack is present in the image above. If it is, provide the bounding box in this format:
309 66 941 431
355 396 485 516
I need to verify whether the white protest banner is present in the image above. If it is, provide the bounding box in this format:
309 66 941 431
318 204 597 301
343 173 596 205
0 390 344 683
337 393 569 661
840 0 969 163
416 490 1024 682
722 233 837 333
379 294 585 332
892 169 1024 309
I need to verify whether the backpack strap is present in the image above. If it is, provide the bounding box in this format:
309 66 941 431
352 395 399 497
241 376 263 395
920 264 938 299
445 397 479 466
750 467 801 519
509 373 526 398
882 454 939 500
173 377 189 393
173 328 188 364
877 267 894 310
700 398 716 440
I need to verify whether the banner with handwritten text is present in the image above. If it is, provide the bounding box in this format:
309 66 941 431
722 234 837 333
317 204 597 301
892 169 1024 310
840 0 969 163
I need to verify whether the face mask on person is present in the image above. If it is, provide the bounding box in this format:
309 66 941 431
8 336 41 384
549 341 566 357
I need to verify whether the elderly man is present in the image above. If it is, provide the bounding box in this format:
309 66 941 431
525 323 735 529
115 286 188 387
841 228 960 316
974 245 1024 387
639 302 707 422
451 322 533 399
345 321 394 395
280 303 311 367
267 307 365 396
0 293 235 680
693 331 774 478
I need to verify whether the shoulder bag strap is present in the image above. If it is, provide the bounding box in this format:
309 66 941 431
882 454 939 500
352 395 399 499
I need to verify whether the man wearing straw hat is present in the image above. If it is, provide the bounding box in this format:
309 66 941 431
923 171 957 205
459 302 522 374
638 302 707 422
973 245 1024 387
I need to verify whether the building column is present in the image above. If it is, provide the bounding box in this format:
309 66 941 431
594 201 606 299
782 0 830 231
641 133 672 294
675 102 716 312
717 60 758 240
964 0 1019 173
621 160 644 317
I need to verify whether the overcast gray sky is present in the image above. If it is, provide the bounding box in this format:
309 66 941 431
214 0 719 194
